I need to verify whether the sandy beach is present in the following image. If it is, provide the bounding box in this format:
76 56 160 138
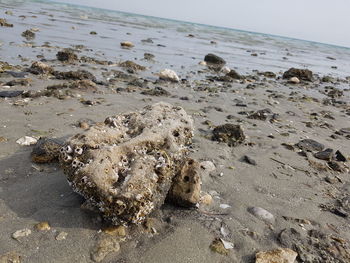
0 1 350 262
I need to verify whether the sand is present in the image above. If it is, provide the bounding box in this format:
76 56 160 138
1 2 350 263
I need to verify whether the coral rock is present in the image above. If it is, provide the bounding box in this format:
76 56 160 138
59 102 194 224
167 158 201 207
56 49 78 62
212 124 245 147
255 248 298 263
31 137 64 163
28 61 53 75
282 68 313 81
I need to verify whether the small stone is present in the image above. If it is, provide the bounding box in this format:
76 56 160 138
200 194 213 206
243 155 257 165
16 136 37 146
158 69 180 82
103 225 126 237
328 161 346 172
296 139 324 152
255 248 298 263
212 124 245 147
144 53 155 60
0 251 21 263
283 68 313 81
56 49 78 62
289 77 300 84
79 122 90 130
28 61 53 75
91 236 120 262
167 159 202 207
226 69 242 79
34 222 50 231
0 137 7 143
141 87 170 97
249 207 275 224
119 60 146 71
220 204 231 209
210 238 229 255
325 176 338 184
314 148 334 161
199 161 216 173
335 150 347 162
204 53 226 65
0 18 13 27
0 90 24 98
220 66 231 74
120 41 134 48
21 30 35 40
12 229 32 240
90 31 97 35
55 231 68 241
31 137 64 163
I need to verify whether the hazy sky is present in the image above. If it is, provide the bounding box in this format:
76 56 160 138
54 0 350 47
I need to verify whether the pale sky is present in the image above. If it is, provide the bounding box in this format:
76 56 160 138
54 0 350 47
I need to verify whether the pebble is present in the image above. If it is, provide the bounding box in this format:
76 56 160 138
0 251 21 263
200 194 213 206
34 221 51 231
55 231 68 241
314 148 334 161
200 161 216 173
243 155 257 165
120 41 134 48
255 248 297 263
158 69 180 82
16 136 37 146
288 77 300 84
249 207 275 224
102 225 126 237
12 228 32 240
91 236 120 262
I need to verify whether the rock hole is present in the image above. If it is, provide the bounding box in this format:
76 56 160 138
183 176 190 182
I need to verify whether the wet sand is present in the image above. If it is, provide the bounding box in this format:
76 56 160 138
1 2 350 263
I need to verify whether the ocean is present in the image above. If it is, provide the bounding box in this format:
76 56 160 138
1 0 350 78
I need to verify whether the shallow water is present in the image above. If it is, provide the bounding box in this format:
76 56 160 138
1 0 350 78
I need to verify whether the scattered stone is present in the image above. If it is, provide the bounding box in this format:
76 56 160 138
199 161 216 173
158 69 180 82
243 155 257 165
21 30 35 40
258 71 276 78
335 150 347 162
0 18 13 27
0 137 7 143
12 229 32 240
56 49 78 62
328 161 346 172
0 90 24 98
248 108 273 121
28 61 53 75
199 194 213 206
55 231 68 241
167 158 201 207
69 80 97 91
103 225 126 237
90 31 97 35
5 78 31 86
204 53 226 65
141 87 170 96
314 148 334 161
0 251 21 263
54 70 96 82
255 248 297 263
325 175 339 184
210 238 230 255
288 77 300 84
248 207 275 224
16 136 37 146
226 69 242 79
34 221 50 231
31 137 64 163
296 139 324 152
120 41 134 48
212 124 245 147
119 60 146 71
327 88 343 98
91 236 120 262
220 66 231 74
59 102 194 224
283 68 313 81
144 53 155 60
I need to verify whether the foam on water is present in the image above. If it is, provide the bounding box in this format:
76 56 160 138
1 0 350 78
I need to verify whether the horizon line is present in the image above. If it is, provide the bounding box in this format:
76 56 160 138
44 0 350 50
